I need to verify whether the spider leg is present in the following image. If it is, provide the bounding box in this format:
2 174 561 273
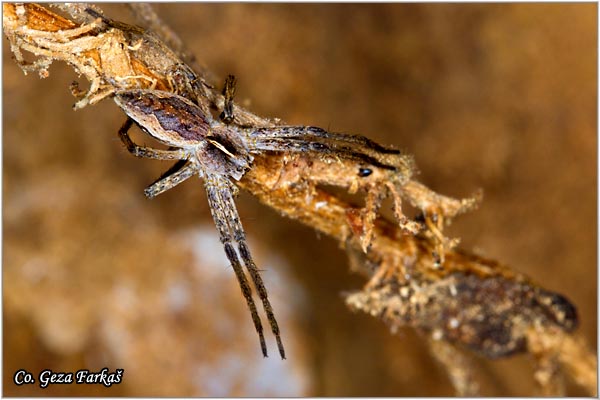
206 174 285 359
249 136 335 153
220 74 236 124
118 118 187 160
204 174 269 358
144 160 198 198
249 126 402 155
218 179 286 359
249 136 401 173
118 118 197 197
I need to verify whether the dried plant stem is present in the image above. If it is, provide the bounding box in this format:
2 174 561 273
527 327 597 395
426 336 480 396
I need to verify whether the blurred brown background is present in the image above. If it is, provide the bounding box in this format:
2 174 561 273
3 3 596 396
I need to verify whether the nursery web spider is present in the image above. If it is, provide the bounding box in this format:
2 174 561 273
114 72 477 358
115 88 284 359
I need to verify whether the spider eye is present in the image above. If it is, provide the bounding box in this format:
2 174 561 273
358 167 373 177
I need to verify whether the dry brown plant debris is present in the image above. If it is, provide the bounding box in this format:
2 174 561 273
3 3 596 396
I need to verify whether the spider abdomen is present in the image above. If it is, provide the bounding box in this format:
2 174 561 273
115 89 211 147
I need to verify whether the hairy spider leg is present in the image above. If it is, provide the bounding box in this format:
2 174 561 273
118 118 188 160
218 74 398 155
204 174 270 358
144 161 197 198
248 136 335 153
118 117 282 357
249 126 402 155
251 135 425 250
214 177 286 359
249 136 400 172
220 74 236 124
118 118 198 197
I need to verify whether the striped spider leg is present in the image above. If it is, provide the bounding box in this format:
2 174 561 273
251 128 480 262
214 76 421 251
241 122 478 261
113 89 285 359
249 130 422 252
215 75 479 260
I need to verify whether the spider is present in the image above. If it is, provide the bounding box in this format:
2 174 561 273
113 73 478 358
114 88 286 358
